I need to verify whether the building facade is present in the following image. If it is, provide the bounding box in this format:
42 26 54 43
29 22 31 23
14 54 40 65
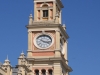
0 0 72 75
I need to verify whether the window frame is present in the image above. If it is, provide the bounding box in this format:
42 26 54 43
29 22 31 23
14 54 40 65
43 10 48 18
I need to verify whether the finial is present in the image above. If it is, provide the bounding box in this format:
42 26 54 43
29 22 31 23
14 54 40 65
4 55 10 63
22 50 23 53
7 55 8 60
29 11 33 25
62 23 66 30
29 11 33 17
63 23 66 27
21 50 24 55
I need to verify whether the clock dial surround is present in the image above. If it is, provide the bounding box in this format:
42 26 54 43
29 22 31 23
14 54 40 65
34 33 54 49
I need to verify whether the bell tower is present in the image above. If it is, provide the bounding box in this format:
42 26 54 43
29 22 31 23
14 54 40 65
33 0 63 24
26 0 72 75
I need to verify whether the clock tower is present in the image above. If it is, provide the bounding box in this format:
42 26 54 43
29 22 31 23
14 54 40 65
26 0 72 75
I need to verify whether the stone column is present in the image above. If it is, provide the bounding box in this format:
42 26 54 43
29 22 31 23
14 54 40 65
55 30 60 49
27 31 32 57
39 70 41 75
53 63 62 75
55 30 60 57
40 9 42 21
53 1 56 20
34 2 37 21
48 9 50 21
46 69 48 75
28 31 32 50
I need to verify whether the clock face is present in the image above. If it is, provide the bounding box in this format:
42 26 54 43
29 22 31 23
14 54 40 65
36 34 52 49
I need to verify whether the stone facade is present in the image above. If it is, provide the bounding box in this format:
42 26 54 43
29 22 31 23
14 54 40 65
0 0 72 75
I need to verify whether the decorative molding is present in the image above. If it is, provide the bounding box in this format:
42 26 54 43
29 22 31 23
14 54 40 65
54 49 61 51
55 30 60 32
40 3 50 7
32 50 55 52
33 66 53 67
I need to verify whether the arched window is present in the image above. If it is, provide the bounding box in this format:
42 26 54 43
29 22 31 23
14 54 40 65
48 69 53 75
41 69 46 75
35 69 39 75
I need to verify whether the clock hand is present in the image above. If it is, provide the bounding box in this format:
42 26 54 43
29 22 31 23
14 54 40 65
41 39 51 43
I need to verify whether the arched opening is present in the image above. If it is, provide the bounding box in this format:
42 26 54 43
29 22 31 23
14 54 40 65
48 69 53 75
41 69 46 75
35 69 39 75
42 4 48 7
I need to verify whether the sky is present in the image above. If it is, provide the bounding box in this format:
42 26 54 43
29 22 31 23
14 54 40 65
0 0 100 75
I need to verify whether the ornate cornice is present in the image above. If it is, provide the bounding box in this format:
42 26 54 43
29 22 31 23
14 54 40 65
26 24 69 39
26 57 72 72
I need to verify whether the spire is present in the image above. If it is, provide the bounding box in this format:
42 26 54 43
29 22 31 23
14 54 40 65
19 51 25 58
7 55 8 60
29 13 33 18
5 55 10 62
21 50 24 55
3 55 10 65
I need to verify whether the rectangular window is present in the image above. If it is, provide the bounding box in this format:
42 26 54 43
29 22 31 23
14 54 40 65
43 10 48 17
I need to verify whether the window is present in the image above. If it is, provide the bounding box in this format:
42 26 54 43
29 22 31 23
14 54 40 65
35 69 39 75
48 69 53 75
43 10 48 17
42 69 46 75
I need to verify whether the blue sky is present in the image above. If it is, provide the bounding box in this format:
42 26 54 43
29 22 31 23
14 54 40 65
0 0 100 75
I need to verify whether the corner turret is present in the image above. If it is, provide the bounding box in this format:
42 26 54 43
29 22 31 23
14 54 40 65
2 56 12 75
17 52 32 75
